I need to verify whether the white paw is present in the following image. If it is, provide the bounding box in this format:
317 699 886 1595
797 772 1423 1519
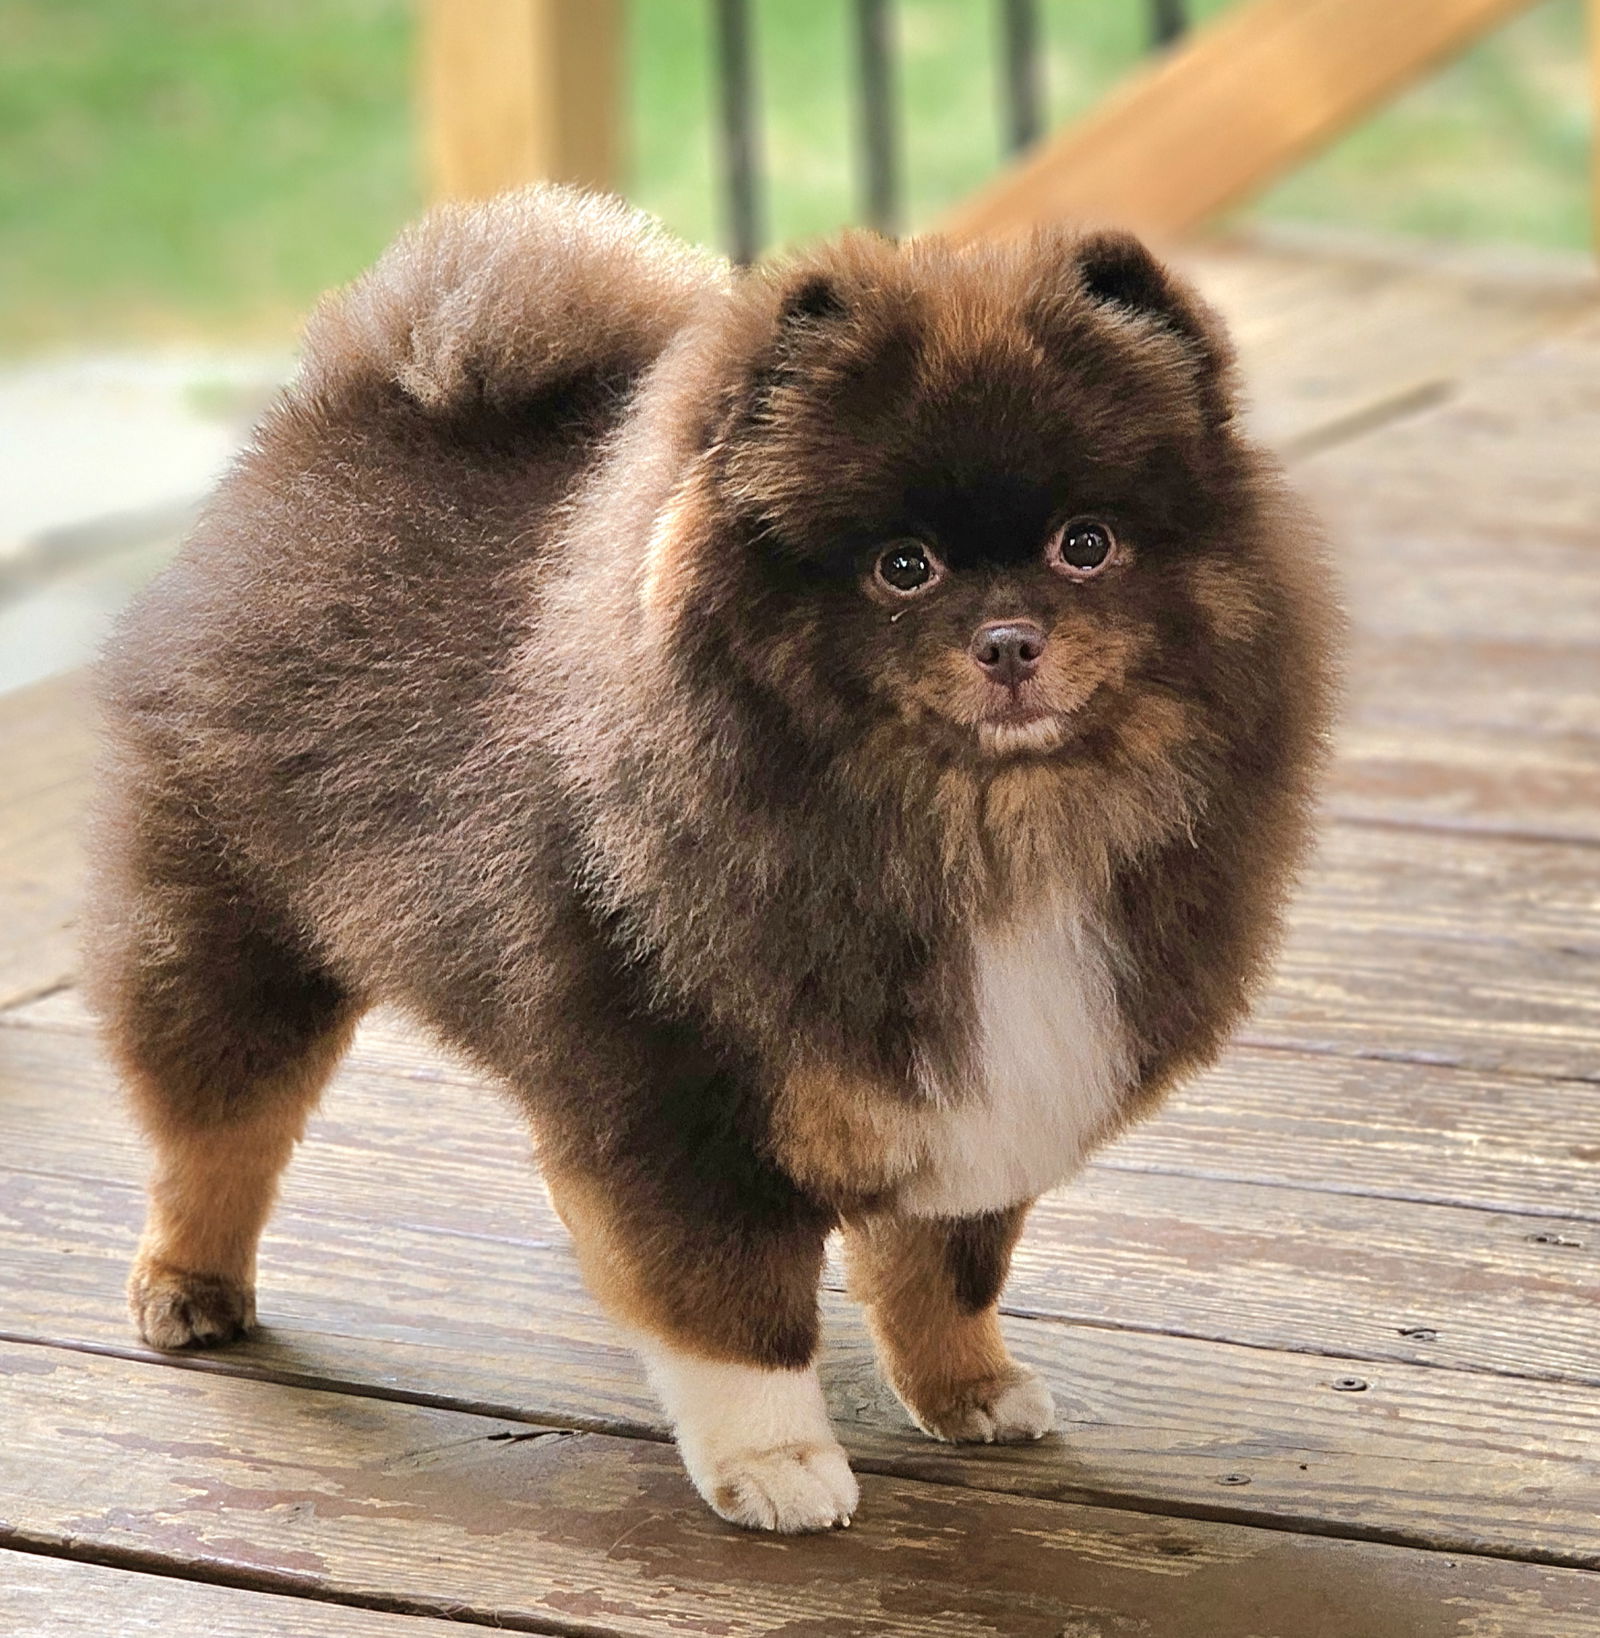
641 1344 860 1531
704 1439 858 1533
912 1366 1055 1444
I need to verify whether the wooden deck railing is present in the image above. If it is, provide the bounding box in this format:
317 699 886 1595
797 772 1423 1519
421 0 1598 255
420 0 1187 259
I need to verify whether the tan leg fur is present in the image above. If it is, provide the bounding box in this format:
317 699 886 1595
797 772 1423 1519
125 1024 353 1351
844 1208 1055 1443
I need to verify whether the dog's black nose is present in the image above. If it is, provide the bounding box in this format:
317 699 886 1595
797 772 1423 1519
970 620 1047 686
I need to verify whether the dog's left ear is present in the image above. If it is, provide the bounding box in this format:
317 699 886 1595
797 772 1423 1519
727 269 857 436
776 272 850 331
1069 230 1235 422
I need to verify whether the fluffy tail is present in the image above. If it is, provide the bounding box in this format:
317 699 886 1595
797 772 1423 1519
299 185 724 413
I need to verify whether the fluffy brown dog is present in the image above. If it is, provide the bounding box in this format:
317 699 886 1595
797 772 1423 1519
86 186 1336 1532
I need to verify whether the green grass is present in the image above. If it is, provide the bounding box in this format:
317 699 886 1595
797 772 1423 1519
0 0 418 352
0 0 1590 355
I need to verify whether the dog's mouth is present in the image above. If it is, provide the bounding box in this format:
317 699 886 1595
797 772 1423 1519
976 709 1069 757
896 656 1111 761
972 682 1073 757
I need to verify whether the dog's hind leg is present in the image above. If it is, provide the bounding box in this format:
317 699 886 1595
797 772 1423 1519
843 1205 1055 1443
90 836 361 1351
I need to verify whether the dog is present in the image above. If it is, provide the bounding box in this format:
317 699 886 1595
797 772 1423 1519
85 185 1336 1532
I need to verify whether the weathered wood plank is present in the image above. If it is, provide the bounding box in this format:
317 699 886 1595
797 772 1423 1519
1328 722 1600 845
0 1005 555 1243
0 673 94 1011
1303 307 1600 837
1017 1170 1599 1386
1340 636 1600 746
1115 1047 1600 1219
1329 632 1600 848
1183 239 1598 456
0 1551 477 1638
3 1160 1598 1566
1320 512 1600 651
1298 315 1600 652
4 1344 1597 1636
1256 823 1600 1080
1232 280 1600 841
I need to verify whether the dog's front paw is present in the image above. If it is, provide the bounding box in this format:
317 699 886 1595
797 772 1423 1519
645 1350 859 1532
703 1439 858 1533
128 1255 255 1351
907 1365 1055 1444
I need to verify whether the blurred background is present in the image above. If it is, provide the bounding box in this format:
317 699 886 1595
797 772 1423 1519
0 0 1592 694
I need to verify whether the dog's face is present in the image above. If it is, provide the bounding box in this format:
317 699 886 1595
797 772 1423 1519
651 231 1282 803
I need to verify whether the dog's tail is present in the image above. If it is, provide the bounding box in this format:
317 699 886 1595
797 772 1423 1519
299 184 723 415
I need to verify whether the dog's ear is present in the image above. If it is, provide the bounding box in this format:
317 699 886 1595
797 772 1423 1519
1068 230 1235 422
776 273 849 331
726 269 855 437
1075 231 1216 352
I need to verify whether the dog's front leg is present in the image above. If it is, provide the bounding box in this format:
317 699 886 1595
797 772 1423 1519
844 1204 1054 1443
542 1151 854 1532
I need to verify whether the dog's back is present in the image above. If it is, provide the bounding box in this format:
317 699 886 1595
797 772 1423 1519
104 184 719 712
86 187 720 1065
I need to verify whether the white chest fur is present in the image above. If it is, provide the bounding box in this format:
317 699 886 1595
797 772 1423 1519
898 895 1132 1218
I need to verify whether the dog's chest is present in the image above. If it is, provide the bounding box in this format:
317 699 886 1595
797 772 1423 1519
898 897 1132 1217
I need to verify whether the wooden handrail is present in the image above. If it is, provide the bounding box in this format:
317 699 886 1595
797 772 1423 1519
941 0 1542 243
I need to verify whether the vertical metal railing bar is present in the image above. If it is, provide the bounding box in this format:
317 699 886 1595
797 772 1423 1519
854 0 900 236
998 0 1045 154
713 0 764 263
1149 0 1189 49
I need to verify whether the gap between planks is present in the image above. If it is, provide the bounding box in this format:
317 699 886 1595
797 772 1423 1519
4 1304 1598 1574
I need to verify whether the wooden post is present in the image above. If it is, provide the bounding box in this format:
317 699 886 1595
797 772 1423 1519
1592 0 1600 256
942 0 1540 242
420 0 623 202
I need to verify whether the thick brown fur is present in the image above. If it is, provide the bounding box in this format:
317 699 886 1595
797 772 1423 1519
85 185 1337 1527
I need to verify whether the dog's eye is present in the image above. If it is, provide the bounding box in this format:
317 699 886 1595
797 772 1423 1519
1048 518 1118 580
874 540 942 597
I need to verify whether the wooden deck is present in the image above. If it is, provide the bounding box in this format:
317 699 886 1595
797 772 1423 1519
2 234 1598 1636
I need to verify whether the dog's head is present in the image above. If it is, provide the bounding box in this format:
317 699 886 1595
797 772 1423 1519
647 232 1304 793
546 224 1331 915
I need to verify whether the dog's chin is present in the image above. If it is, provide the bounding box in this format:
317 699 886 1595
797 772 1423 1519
976 712 1069 759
